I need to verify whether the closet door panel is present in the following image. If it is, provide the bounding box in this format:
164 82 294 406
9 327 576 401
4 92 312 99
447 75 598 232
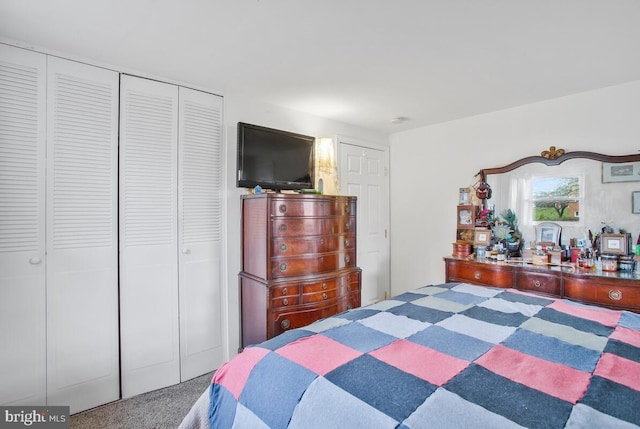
45 57 120 413
0 45 47 407
119 75 180 397
178 88 225 380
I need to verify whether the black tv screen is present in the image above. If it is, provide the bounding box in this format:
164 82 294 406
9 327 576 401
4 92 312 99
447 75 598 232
237 122 315 191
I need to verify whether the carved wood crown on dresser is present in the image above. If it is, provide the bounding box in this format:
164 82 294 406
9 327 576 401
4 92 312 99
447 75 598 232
240 193 361 348
444 257 640 313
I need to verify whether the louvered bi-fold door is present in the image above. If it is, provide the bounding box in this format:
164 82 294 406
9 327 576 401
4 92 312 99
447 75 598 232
45 57 120 414
119 75 180 398
0 44 47 408
178 87 224 380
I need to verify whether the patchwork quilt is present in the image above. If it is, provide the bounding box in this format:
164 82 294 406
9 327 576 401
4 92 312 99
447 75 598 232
209 283 640 428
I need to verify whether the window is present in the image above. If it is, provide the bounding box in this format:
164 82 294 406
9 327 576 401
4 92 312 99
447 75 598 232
531 176 581 222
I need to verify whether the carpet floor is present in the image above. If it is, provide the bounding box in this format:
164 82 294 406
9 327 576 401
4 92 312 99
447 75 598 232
70 372 213 429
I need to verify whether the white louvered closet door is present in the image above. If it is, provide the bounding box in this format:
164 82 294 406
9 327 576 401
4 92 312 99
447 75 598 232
0 44 47 407
178 87 224 380
119 75 180 398
45 57 120 413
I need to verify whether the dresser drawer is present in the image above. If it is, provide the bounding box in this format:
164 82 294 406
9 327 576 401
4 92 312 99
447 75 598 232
271 233 355 256
272 217 355 237
445 260 514 287
563 277 640 311
271 250 356 278
271 301 342 336
271 197 355 218
515 271 561 296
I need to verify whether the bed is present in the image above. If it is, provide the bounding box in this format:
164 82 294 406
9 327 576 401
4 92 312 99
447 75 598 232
180 282 640 428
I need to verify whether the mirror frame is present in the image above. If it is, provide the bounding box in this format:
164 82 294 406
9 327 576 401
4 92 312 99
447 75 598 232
478 146 640 183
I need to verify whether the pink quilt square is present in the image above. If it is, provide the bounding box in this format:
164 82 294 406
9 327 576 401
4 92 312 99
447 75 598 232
369 339 469 386
476 344 591 404
548 300 621 327
594 352 640 392
610 325 640 348
213 346 270 399
276 334 362 376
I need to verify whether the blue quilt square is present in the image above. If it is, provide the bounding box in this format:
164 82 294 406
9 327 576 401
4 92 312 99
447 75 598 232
462 305 529 327
388 302 453 324
240 352 317 429
209 383 237 429
393 292 431 302
619 311 640 330
495 290 555 307
444 364 573 429
322 322 397 353
408 325 493 361
536 307 614 337
257 329 314 351
434 289 489 306
581 376 640 426
325 354 436 423
604 338 640 363
502 328 600 372
336 308 380 321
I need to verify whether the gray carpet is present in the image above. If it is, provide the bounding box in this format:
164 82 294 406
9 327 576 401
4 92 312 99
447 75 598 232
70 372 213 429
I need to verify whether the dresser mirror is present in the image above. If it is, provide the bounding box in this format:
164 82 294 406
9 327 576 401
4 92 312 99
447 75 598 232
479 148 640 248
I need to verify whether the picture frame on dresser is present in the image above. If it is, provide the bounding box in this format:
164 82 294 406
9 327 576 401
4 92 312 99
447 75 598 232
456 205 476 228
474 228 491 246
599 233 629 255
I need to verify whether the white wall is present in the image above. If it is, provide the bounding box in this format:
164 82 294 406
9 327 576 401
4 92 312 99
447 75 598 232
389 81 640 296
223 94 387 356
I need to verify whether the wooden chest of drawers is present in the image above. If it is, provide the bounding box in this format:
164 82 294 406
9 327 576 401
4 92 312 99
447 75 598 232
240 194 361 347
444 257 640 313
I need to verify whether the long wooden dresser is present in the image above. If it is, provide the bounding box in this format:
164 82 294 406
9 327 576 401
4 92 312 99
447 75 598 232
240 193 361 347
444 256 640 313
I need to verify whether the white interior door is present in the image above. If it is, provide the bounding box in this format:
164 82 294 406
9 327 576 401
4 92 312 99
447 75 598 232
0 44 47 407
45 56 120 413
339 138 389 305
119 75 180 398
178 87 225 380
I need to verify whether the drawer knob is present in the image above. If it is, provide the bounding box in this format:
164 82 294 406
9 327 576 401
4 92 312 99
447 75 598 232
474 271 481 280
322 283 328 290
283 298 289 306
282 287 287 295
345 254 350 263
319 238 325 245
279 224 288 232
279 204 287 213
344 238 350 247
279 243 288 252
281 319 291 330
533 280 541 288
279 262 287 272
345 204 350 214
608 289 623 301
319 256 324 263
322 293 328 300
345 222 350 231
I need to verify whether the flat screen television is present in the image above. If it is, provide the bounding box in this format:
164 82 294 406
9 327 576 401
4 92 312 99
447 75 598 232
236 122 315 191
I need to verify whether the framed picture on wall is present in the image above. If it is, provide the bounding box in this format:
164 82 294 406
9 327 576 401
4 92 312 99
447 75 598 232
602 161 640 183
633 191 640 214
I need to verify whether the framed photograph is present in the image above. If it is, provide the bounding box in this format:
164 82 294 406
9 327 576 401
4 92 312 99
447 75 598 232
602 161 640 183
599 233 629 255
535 222 562 246
633 191 640 214
456 205 476 228
458 187 471 205
474 228 491 246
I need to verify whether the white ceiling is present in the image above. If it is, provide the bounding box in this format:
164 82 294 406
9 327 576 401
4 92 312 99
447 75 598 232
1 0 640 134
